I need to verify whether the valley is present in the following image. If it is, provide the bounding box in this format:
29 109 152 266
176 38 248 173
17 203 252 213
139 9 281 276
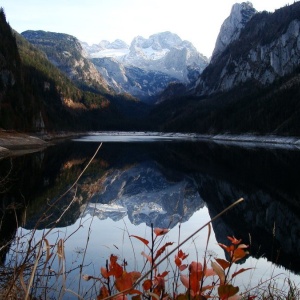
1 2 300 137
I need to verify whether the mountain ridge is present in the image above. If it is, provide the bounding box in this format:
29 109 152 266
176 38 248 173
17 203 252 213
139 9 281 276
82 31 208 102
2 2 300 137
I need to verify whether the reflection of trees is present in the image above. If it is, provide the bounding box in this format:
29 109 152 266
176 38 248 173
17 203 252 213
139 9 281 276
1 139 300 276
0 158 24 264
0 143 85 262
0 158 13 194
159 142 300 274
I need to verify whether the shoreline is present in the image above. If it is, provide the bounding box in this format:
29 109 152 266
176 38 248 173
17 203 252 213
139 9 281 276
1 130 300 157
0 130 84 157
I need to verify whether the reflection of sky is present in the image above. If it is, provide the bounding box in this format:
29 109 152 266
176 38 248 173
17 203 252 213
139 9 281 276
9 207 300 299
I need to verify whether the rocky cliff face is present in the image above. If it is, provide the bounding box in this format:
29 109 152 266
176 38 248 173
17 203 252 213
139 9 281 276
211 2 256 62
121 32 208 83
195 2 300 96
21 30 111 94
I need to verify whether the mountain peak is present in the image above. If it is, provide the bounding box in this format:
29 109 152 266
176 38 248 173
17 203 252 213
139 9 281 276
211 1 257 61
82 32 208 101
107 39 129 49
129 32 183 51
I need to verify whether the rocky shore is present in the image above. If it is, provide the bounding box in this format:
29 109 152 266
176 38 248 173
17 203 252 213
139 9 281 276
0 130 84 157
0 130 48 157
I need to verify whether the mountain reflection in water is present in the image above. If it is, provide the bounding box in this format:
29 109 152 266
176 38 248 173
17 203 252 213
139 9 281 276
1 136 300 278
82 160 204 228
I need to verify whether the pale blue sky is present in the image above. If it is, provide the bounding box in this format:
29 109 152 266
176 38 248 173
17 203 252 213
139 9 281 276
1 0 293 57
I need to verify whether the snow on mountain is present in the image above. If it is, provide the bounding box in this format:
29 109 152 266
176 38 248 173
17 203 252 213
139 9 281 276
81 160 205 228
82 32 208 81
81 32 208 101
83 39 130 58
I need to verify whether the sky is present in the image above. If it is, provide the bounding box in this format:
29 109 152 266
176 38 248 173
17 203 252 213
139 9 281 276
1 0 294 58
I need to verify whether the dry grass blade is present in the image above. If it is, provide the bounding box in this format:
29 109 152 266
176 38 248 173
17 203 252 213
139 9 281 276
41 238 53 275
25 240 43 300
19 263 27 293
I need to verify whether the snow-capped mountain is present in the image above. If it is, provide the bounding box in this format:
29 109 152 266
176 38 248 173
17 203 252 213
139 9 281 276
82 32 208 102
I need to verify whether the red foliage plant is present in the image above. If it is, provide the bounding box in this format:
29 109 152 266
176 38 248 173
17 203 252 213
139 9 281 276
92 229 253 300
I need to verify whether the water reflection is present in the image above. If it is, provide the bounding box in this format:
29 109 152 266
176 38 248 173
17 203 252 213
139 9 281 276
83 160 204 228
0 138 300 277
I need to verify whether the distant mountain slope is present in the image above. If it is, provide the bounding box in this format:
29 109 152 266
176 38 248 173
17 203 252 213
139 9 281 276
0 10 148 131
82 32 208 102
16 32 123 130
91 57 180 103
21 30 111 94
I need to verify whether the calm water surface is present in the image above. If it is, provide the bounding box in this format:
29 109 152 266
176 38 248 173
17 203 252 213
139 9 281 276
1 132 300 299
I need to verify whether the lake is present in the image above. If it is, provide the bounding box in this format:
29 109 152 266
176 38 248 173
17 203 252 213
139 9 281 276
0 132 300 299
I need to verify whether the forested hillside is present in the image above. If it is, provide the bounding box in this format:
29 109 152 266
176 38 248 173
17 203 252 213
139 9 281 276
0 8 149 131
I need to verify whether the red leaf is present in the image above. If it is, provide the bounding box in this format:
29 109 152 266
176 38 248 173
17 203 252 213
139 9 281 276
141 251 152 263
154 228 169 236
189 261 202 273
109 255 123 278
233 248 249 262
101 267 109 278
132 295 142 300
160 271 169 278
179 264 188 271
231 267 252 279
178 249 189 260
175 256 182 267
204 268 216 277
189 271 201 295
142 279 152 290
131 235 149 246
180 274 189 289
215 258 230 270
97 285 109 300
115 271 141 294
218 243 235 253
227 236 242 245
154 242 174 261
218 284 239 299
154 272 168 289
